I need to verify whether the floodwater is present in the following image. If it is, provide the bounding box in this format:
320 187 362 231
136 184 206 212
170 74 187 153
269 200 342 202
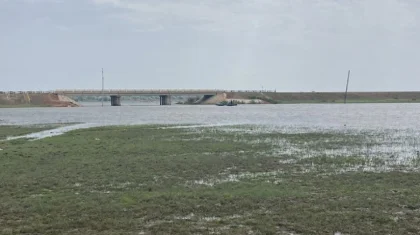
2 103 420 170
1 103 420 130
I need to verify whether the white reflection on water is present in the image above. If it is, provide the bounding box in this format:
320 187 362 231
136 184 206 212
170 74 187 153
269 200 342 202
6 123 101 140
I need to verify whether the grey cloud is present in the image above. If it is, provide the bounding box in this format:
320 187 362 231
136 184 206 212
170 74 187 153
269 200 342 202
2 0 420 91
91 0 418 30
2 0 64 3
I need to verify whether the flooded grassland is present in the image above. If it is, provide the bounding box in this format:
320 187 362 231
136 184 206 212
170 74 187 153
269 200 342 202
1 125 420 234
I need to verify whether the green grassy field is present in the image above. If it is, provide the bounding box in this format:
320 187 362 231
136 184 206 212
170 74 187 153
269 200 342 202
1 125 420 234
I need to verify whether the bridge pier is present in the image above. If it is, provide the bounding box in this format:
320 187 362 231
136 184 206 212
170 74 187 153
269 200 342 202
159 95 171 105
110 95 121 106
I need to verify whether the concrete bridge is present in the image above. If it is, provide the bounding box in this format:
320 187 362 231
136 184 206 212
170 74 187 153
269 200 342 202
54 89 228 106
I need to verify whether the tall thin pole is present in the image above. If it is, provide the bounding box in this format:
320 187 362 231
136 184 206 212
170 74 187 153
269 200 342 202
344 70 350 104
102 68 104 107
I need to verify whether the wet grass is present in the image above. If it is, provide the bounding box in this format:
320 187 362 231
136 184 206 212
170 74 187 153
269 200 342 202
1 125 420 234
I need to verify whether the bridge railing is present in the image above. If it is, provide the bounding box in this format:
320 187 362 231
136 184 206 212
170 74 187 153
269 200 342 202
54 89 229 94
0 91 55 94
1 89 279 94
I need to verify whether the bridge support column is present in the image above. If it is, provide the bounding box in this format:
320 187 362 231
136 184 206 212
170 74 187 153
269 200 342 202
159 95 171 105
110 95 121 106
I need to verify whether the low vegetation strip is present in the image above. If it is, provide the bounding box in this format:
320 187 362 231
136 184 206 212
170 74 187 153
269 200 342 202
0 125 420 234
237 91 420 104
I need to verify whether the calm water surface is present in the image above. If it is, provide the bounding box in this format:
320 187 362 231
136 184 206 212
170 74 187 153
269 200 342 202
1 103 419 130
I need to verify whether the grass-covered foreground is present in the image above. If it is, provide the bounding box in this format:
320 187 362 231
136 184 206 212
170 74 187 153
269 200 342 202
1 125 420 234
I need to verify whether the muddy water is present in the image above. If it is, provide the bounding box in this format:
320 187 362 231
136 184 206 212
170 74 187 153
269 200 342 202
1 103 420 130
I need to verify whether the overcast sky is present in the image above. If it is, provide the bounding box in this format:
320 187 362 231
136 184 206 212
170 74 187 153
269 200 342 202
1 0 420 91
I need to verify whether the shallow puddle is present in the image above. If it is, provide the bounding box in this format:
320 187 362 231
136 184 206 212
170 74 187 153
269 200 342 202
6 123 102 141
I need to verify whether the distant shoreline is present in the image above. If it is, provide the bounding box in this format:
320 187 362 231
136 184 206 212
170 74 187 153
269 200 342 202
224 91 420 104
1 91 420 107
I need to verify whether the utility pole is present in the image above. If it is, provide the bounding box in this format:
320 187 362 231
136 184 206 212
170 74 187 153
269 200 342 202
344 70 350 104
102 68 104 107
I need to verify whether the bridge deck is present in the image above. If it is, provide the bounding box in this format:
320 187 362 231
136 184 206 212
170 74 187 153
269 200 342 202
54 89 228 96
1 89 276 95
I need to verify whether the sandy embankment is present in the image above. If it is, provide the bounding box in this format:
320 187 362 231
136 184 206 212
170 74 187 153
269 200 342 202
0 93 80 107
199 93 264 104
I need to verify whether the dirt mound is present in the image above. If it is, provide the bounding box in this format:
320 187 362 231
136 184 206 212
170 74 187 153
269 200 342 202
0 93 79 107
